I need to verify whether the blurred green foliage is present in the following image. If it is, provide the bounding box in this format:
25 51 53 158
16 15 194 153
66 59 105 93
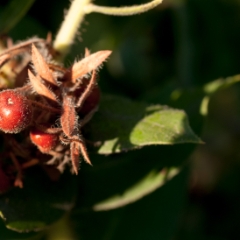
1 0 240 239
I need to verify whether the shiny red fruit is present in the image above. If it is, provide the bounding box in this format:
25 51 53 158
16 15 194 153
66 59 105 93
30 128 58 153
0 90 32 133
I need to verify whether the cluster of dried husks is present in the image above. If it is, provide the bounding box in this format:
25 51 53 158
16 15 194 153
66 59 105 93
0 37 111 191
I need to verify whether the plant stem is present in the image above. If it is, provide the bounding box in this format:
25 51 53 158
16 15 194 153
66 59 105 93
84 0 163 16
53 0 163 60
53 0 92 61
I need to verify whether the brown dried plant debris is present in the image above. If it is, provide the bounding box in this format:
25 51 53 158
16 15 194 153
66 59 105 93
0 37 111 190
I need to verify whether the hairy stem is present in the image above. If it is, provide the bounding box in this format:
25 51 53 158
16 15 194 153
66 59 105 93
53 0 163 60
84 0 163 16
53 0 92 60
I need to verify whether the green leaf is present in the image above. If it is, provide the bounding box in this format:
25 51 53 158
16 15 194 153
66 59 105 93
72 167 189 240
203 74 240 95
92 167 180 211
161 75 240 131
0 218 40 240
0 0 35 34
0 167 78 233
84 95 202 154
76 143 195 211
200 74 240 116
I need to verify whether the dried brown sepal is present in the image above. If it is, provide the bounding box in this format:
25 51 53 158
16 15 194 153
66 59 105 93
0 38 45 67
35 124 62 134
28 70 58 103
76 70 97 108
85 48 90 57
60 95 78 137
80 106 99 126
0 53 11 68
31 44 58 86
46 32 52 46
64 50 112 83
9 153 23 188
6 38 13 48
21 159 39 169
78 140 92 165
48 64 67 74
70 141 80 174
29 100 61 113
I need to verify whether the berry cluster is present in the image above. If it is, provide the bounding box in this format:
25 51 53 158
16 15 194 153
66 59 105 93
0 37 111 191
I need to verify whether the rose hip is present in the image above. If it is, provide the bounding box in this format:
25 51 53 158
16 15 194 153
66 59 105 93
0 90 32 133
30 128 58 153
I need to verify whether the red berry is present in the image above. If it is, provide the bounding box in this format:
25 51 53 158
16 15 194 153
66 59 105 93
0 90 32 133
30 128 58 153
76 78 100 116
